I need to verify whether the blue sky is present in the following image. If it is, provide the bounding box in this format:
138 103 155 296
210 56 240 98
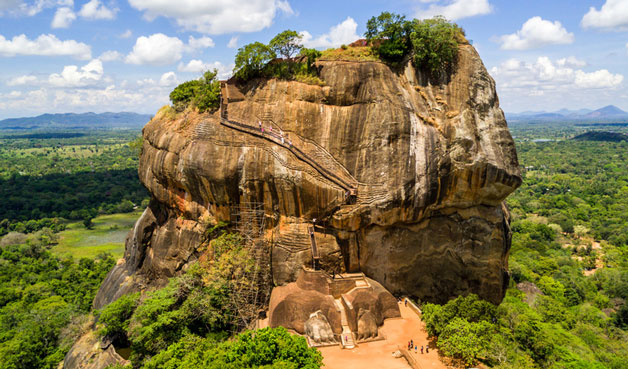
0 0 627 119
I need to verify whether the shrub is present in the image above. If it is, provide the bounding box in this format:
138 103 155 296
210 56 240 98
409 16 463 73
437 318 493 367
169 70 221 113
233 42 276 80
97 292 140 346
365 12 464 74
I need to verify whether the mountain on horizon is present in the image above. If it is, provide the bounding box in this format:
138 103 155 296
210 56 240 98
507 105 628 122
0 112 152 130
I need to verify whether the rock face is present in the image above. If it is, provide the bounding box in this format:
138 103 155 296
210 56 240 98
93 42 520 313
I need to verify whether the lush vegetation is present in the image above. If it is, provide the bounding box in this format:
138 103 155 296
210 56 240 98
94 231 318 368
233 30 321 83
0 130 147 236
421 124 628 368
169 69 221 113
0 237 115 369
365 12 465 73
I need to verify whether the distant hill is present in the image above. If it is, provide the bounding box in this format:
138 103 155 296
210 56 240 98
0 112 152 130
572 131 628 142
507 105 628 123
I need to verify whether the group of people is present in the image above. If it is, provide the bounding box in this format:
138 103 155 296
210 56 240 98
258 120 291 146
407 339 428 354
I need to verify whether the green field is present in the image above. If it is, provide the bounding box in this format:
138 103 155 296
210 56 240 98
52 211 142 259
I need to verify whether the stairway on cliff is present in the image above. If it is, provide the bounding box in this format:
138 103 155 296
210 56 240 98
218 83 358 195
334 298 356 349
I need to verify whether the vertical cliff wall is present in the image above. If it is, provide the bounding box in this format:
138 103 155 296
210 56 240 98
93 43 521 310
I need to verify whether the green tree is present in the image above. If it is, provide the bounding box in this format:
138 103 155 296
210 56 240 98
409 16 463 73
269 30 303 59
169 80 202 111
233 42 276 80
365 12 411 62
437 318 493 367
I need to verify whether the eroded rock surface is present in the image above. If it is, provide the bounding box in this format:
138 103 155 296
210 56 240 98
93 42 520 312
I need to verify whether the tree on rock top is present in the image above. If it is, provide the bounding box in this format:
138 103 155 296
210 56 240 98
233 42 276 80
269 30 303 60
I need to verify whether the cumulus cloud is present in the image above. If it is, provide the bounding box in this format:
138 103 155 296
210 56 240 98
499 17 574 50
177 60 233 79
78 0 117 19
120 29 132 38
6 74 37 86
2 0 75 16
187 35 214 49
48 59 104 87
158 71 178 87
415 0 492 21
127 0 293 34
581 0 628 30
51 6 75 28
98 50 122 61
125 33 184 66
300 17 360 49
490 56 623 95
227 36 238 49
557 56 586 68
0 34 91 59
125 34 218 66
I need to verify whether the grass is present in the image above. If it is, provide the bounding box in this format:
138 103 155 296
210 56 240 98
52 211 142 259
319 45 380 62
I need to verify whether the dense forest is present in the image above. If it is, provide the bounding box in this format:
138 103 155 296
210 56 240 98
0 131 148 236
421 124 628 368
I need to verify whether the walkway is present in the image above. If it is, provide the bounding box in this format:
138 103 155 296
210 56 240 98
318 301 448 369
219 82 358 195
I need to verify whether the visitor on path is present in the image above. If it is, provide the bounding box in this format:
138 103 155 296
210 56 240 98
410 339 413 349
404 299 407 307
261 127 265 134
426 346 429 354
421 346 424 354
259 121 262 130
414 346 417 353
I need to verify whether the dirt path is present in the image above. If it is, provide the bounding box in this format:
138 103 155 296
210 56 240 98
319 301 449 369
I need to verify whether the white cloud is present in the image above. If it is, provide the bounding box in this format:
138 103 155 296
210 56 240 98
48 59 104 87
499 17 574 50
300 17 360 49
187 35 214 49
7 74 37 86
51 6 75 28
120 29 132 38
78 0 117 19
556 56 586 68
0 34 91 59
98 50 122 61
158 71 178 87
0 0 73 16
581 0 628 30
490 56 623 94
227 36 238 49
177 60 233 79
574 69 624 88
127 0 293 34
0 0 21 12
415 0 492 21
125 33 184 66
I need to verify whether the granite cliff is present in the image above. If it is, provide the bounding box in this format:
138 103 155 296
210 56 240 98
65 39 521 368
92 42 520 314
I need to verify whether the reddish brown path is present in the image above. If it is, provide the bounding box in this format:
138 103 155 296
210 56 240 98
318 301 449 369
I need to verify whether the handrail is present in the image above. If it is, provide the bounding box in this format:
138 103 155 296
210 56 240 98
219 84 358 196
220 117 355 191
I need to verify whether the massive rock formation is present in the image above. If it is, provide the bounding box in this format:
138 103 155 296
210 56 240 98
93 41 520 315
